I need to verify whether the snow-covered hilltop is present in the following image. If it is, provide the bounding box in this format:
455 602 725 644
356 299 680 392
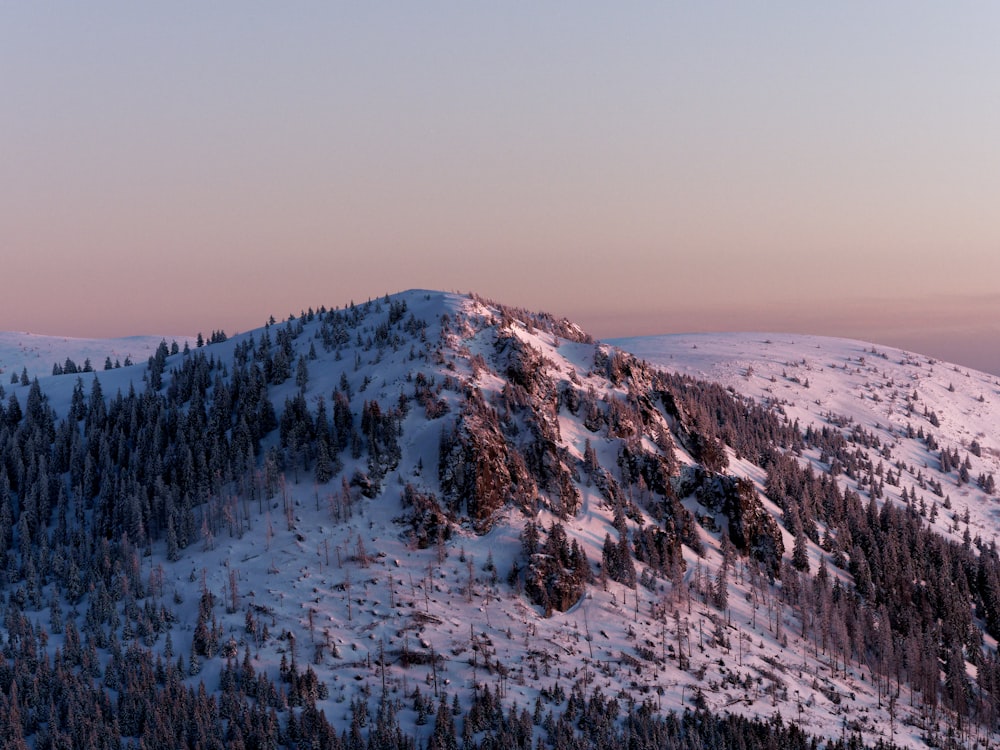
613 331 1000 447
0 293 996 749
0 330 193 381
615 331 1000 554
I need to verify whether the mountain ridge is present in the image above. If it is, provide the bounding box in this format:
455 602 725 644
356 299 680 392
0 289 996 749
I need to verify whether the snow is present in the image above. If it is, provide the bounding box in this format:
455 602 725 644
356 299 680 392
2 299 997 748
613 331 1000 549
0 330 193 381
614 331 1000 746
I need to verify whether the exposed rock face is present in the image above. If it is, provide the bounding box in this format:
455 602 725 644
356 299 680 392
723 476 784 579
658 388 728 472
438 399 513 535
522 521 590 615
435 297 788 599
688 468 784 578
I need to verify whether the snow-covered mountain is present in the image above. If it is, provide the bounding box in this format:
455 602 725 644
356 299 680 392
1 291 996 749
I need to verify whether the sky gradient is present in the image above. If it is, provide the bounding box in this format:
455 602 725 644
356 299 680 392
3 4 1000 372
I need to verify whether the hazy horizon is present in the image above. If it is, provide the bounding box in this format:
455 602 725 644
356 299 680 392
7 288 1000 379
3 5 999 374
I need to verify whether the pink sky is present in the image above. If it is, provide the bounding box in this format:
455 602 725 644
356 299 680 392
3 4 1000 372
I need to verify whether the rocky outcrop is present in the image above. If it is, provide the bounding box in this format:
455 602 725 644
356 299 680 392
688 468 784 579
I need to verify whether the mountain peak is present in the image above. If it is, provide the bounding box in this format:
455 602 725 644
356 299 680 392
0 294 997 748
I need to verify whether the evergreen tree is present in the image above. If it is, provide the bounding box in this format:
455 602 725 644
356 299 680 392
792 527 810 573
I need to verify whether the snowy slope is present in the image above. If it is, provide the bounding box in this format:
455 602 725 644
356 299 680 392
3 297 998 749
0 330 193 381
614 332 1000 555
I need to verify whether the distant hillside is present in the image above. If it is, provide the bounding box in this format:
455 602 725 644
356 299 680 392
0 330 193 381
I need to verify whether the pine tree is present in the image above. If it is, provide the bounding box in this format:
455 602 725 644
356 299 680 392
713 562 728 611
792 528 810 573
296 356 309 391
430 694 458 750
314 441 336 484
